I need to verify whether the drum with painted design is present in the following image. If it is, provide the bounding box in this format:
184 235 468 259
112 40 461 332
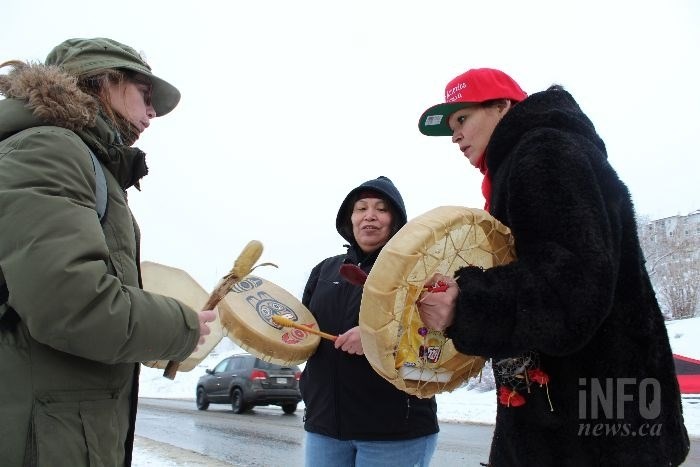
222 275 320 366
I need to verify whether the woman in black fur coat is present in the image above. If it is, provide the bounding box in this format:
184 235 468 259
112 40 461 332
416 68 690 466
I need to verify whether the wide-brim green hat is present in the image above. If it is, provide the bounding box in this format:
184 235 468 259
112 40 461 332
45 37 180 116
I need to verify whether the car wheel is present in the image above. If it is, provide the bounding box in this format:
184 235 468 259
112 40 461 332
281 403 297 414
196 387 209 410
231 388 247 414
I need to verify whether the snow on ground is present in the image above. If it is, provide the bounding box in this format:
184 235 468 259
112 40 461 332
666 318 700 360
132 437 230 467
134 317 700 464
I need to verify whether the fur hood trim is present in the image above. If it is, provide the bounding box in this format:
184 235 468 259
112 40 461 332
0 61 98 131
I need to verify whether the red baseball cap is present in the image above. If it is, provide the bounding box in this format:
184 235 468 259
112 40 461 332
418 68 527 136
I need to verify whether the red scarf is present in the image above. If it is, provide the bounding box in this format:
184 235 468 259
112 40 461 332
478 152 491 212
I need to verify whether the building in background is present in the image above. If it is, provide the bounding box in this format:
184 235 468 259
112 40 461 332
639 209 700 319
644 210 700 242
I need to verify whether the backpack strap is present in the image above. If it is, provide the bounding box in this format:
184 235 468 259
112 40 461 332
0 280 19 329
0 281 18 330
0 282 7 305
0 140 108 319
87 147 108 223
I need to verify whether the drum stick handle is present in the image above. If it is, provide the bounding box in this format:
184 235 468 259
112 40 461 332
271 315 337 342
162 240 277 380
163 270 252 379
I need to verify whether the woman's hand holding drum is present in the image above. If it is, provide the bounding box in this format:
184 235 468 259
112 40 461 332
417 274 459 332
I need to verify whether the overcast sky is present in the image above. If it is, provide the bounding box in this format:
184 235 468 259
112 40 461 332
3 0 699 297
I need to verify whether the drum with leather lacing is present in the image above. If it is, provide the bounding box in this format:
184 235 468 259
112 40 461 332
359 206 516 398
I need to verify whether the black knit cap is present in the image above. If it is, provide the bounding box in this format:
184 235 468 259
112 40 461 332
335 176 407 244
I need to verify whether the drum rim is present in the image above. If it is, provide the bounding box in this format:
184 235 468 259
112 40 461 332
140 261 227 372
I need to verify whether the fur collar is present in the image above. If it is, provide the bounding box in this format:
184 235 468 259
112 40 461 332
486 87 608 176
0 62 149 190
0 62 98 132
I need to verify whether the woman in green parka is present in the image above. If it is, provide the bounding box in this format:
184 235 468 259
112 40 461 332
0 38 216 467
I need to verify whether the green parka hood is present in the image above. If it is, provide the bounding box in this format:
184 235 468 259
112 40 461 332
0 62 148 190
0 62 98 135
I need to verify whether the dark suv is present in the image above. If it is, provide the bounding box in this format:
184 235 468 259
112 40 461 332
196 353 302 414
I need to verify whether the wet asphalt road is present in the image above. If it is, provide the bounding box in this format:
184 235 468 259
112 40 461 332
136 398 700 466
135 398 494 466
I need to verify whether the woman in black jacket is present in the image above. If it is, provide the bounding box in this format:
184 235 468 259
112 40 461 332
300 176 439 467
416 68 690 466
